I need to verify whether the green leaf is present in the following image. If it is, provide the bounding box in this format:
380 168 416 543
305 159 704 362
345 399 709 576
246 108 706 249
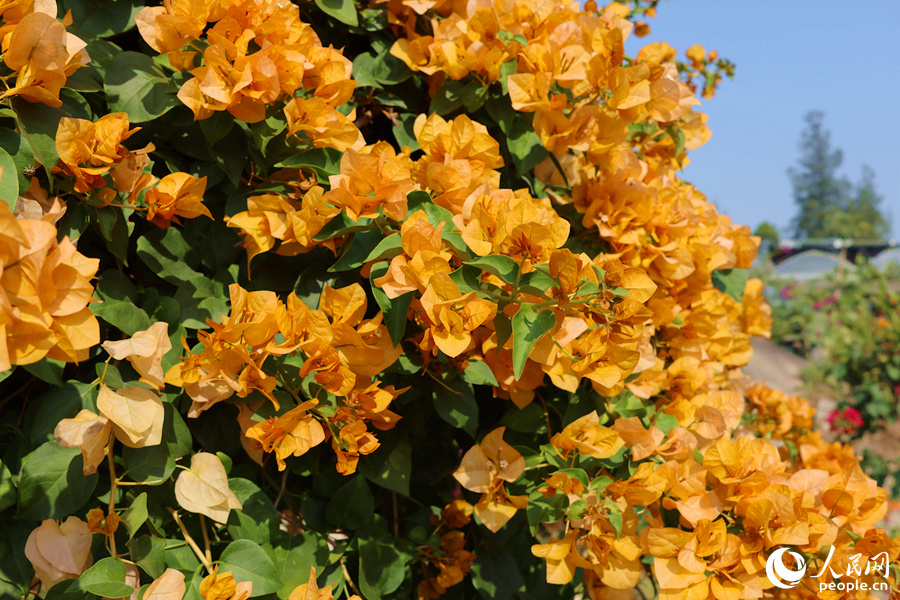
508 117 548 175
94 206 132 265
59 0 143 36
461 80 489 112
525 489 567 534
312 213 372 241
554 468 590 489
511 306 557 380
494 311 512 350
269 540 325 599
393 114 419 152
568 498 588 520
463 360 498 387
104 52 178 122
128 535 165 579
464 255 520 285
250 114 286 155
17 441 98 520
518 270 557 298
430 80 466 115
0 462 16 513
11 98 65 175
352 52 383 90
23 358 65 387
471 549 524 600
358 535 410 599
364 232 403 263
653 411 678 435
271 532 330 599
135 227 201 285
218 540 282 597
370 263 412 346
91 270 152 335
449 264 482 295
329 229 383 272
276 147 343 179
0 520 34 594
326 476 374 530
314 0 358 26
0 129 35 194
359 436 411 496
607 505 623 538
500 403 544 433
120 493 148 540
711 268 749 301
0 146 18 211
199 111 234 147
432 377 478 436
174 273 230 329
71 558 134 598
227 478 279 543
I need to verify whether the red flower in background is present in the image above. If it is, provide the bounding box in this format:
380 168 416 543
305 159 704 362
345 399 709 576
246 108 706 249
826 406 864 435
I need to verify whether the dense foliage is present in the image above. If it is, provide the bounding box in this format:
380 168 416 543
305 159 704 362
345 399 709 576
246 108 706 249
0 1 897 599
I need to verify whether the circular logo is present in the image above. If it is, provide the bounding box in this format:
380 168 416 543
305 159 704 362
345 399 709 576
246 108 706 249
766 548 807 589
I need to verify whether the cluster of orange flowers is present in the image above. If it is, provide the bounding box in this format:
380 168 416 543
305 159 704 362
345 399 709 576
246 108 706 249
0 1 90 106
417 500 477 599
136 0 362 152
166 282 405 474
507 406 893 598
229 111 666 409
0 200 98 370
52 112 210 227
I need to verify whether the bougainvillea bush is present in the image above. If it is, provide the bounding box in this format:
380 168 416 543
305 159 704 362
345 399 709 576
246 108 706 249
0 0 897 599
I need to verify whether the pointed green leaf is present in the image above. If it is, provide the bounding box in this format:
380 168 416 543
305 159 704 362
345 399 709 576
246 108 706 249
511 306 557 380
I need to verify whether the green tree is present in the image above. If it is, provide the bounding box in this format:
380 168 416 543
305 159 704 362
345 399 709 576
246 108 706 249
788 110 851 239
788 112 890 241
753 221 780 247
829 165 890 241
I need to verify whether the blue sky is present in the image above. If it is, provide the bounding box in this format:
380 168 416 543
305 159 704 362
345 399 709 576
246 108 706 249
623 0 900 242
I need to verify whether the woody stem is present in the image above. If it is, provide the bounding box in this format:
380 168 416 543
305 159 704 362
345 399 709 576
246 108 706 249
341 559 362 597
167 508 214 573
199 515 213 566
106 438 118 557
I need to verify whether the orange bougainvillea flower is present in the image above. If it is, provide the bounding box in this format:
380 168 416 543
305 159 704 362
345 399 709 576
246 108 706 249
418 273 497 358
1 9 90 106
245 400 327 471
144 172 211 228
551 411 624 459
453 426 526 532
54 112 140 194
200 566 252 600
101 322 172 389
24 517 94 590
284 96 364 152
0 202 100 370
174 452 242 523
54 409 111 475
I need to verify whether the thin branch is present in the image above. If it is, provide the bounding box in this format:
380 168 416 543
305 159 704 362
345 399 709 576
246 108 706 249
199 515 212 566
341 559 362 597
167 509 214 573
273 469 289 511
392 491 399 538
106 439 118 557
